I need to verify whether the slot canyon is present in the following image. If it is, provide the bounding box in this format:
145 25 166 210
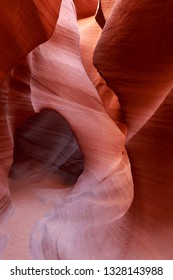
0 0 173 259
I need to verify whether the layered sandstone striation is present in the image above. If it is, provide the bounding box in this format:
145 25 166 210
0 0 172 259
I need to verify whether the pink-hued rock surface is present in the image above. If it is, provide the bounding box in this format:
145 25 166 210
0 0 173 259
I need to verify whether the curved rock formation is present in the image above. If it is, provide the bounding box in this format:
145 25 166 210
0 0 62 225
0 0 62 84
0 0 173 260
0 0 133 259
27 0 133 259
94 0 173 258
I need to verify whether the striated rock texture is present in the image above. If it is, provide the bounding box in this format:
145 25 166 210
0 0 172 259
0 0 62 215
94 0 173 258
27 0 133 259
0 0 62 83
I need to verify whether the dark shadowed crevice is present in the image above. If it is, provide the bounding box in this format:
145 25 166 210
9 109 84 186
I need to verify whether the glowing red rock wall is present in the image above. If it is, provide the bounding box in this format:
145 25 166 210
94 0 173 258
0 0 173 259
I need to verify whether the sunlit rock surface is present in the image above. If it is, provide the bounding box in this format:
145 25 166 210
0 0 173 259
